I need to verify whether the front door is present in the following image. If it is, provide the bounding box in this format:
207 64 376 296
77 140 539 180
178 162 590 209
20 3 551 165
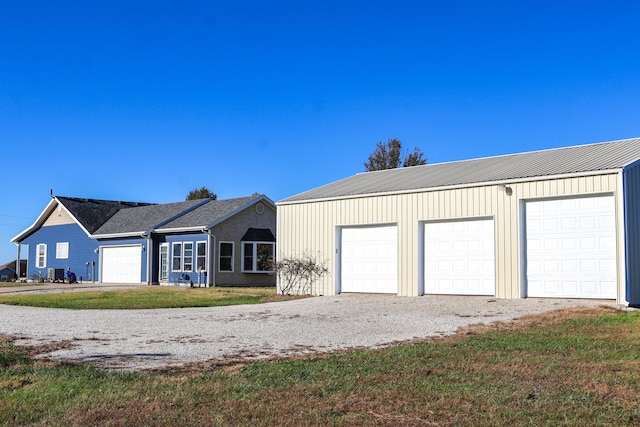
159 243 169 282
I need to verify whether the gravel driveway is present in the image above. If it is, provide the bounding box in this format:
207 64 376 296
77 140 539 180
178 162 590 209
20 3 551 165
0 293 619 371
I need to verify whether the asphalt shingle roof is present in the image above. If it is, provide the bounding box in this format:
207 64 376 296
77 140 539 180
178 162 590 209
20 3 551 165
157 195 261 230
93 199 208 235
57 197 154 234
280 137 640 203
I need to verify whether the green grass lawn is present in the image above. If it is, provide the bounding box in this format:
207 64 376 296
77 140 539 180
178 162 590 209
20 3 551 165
0 286 299 309
1 306 639 426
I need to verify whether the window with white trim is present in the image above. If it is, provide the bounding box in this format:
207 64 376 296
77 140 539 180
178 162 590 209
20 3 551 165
56 242 69 259
219 242 234 272
36 244 47 268
172 243 182 272
242 242 274 273
183 242 193 272
196 241 207 271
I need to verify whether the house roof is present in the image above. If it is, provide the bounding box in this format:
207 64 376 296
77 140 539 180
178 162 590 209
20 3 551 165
11 196 153 242
12 194 272 242
0 259 27 274
156 195 274 231
93 199 210 236
57 197 154 234
280 137 640 203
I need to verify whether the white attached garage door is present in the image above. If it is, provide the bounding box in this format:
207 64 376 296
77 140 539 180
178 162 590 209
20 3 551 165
525 195 616 299
101 246 142 283
424 219 495 296
341 225 398 294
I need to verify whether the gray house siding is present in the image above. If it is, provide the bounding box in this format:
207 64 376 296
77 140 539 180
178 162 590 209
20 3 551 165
146 200 277 287
210 202 277 286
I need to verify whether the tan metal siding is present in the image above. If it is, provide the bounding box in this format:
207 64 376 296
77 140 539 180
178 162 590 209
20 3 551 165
278 173 623 299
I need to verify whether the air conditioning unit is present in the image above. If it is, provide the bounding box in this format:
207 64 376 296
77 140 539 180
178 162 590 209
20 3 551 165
47 268 64 282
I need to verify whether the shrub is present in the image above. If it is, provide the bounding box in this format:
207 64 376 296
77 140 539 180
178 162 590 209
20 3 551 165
273 254 328 295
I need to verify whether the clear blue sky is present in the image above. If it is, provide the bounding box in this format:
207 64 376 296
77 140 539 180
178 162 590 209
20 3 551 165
2 1 640 263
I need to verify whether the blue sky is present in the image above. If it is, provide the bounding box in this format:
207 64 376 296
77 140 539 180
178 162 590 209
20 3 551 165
2 1 640 263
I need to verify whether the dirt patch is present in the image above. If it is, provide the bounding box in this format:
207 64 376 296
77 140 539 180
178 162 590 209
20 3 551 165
142 305 623 376
1 295 623 371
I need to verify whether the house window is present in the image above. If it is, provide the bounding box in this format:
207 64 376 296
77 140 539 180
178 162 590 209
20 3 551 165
172 243 182 271
219 242 234 272
196 242 207 271
36 244 47 268
183 242 193 272
242 242 274 273
56 242 69 259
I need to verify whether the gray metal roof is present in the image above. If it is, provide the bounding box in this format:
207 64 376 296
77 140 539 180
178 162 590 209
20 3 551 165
280 137 640 203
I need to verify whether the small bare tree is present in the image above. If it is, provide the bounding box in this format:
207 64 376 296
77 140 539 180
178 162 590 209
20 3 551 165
364 138 427 171
273 254 328 295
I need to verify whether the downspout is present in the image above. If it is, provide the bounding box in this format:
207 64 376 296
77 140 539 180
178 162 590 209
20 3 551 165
204 228 216 287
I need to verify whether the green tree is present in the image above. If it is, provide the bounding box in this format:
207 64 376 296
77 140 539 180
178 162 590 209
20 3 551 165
186 186 217 200
364 138 427 171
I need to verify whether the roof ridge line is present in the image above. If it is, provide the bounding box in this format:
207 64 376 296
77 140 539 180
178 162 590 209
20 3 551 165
354 136 640 176
56 196 155 206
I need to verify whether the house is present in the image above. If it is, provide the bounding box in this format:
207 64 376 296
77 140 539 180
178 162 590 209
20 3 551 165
0 259 27 281
11 194 276 286
277 137 640 306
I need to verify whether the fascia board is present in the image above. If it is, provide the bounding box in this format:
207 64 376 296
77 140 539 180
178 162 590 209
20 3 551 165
154 226 203 234
93 232 145 239
11 199 57 242
276 169 624 206
11 197 93 242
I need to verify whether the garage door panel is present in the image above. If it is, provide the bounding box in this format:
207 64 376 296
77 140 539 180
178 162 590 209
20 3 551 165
102 246 142 284
425 219 495 296
341 225 397 294
525 195 616 299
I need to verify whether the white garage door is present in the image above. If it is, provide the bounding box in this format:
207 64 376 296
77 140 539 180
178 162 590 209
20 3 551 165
424 219 495 295
102 246 142 283
341 225 398 294
525 195 616 299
